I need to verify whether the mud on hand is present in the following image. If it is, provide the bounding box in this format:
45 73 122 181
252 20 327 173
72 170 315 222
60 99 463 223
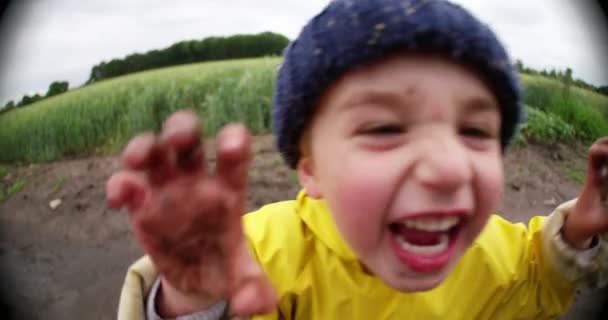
106 110 277 316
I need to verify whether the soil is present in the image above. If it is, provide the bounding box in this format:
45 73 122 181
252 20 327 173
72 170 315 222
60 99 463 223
0 136 605 319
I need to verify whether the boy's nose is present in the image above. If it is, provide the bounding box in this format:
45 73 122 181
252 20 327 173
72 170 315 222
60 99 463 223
413 137 472 192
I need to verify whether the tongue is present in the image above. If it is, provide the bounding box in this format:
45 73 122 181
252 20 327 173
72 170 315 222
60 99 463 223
393 225 443 246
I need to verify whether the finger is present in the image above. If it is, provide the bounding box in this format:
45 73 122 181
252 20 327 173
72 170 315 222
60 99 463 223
594 136 608 147
590 142 608 166
143 142 178 186
229 242 277 316
160 109 206 173
106 171 147 212
589 142 608 185
122 132 156 170
215 124 252 192
121 130 175 185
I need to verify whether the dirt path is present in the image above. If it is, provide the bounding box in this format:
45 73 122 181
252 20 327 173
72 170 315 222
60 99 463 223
0 136 605 319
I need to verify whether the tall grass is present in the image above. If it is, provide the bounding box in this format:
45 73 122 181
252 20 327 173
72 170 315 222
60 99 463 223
521 74 608 141
1 58 607 163
516 105 576 145
0 58 278 162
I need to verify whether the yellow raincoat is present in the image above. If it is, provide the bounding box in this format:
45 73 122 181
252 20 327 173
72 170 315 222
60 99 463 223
119 191 576 320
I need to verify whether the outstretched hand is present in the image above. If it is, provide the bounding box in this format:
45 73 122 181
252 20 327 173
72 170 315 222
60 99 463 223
106 110 277 316
564 137 608 249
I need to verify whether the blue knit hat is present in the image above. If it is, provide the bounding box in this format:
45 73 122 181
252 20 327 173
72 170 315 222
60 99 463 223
272 0 523 169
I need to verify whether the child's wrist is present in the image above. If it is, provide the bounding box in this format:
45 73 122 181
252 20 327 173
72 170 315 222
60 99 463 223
157 277 224 317
561 214 595 250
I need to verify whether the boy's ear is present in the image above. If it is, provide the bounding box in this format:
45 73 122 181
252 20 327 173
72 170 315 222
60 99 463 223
297 157 322 199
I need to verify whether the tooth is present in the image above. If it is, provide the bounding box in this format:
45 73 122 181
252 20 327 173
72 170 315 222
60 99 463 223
397 234 449 255
422 220 436 231
439 219 451 230
431 220 442 231
445 217 458 228
415 220 426 230
433 221 444 231
399 217 460 232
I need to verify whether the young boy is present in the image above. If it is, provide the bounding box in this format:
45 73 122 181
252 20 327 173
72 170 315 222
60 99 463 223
108 0 608 319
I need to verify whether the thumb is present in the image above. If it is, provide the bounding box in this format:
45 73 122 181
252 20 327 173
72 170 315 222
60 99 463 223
229 242 277 316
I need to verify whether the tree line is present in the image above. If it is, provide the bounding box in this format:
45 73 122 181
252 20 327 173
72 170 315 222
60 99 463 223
1 32 289 114
515 59 608 96
86 32 288 84
3 41 606 114
1 81 69 113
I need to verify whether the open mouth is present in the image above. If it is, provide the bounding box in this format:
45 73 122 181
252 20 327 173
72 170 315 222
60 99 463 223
388 215 464 272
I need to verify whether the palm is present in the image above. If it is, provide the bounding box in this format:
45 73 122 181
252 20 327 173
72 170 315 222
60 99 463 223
106 110 276 315
134 176 239 295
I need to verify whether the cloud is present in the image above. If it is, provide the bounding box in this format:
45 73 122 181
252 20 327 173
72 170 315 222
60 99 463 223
0 0 606 105
457 0 608 86
0 0 330 103
463 0 546 28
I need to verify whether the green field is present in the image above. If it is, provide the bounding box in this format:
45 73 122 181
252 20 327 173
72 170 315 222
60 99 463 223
0 58 278 162
0 57 607 163
520 74 608 142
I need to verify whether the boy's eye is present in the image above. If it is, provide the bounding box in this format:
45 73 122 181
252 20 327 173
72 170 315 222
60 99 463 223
460 126 492 139
362 124 404 135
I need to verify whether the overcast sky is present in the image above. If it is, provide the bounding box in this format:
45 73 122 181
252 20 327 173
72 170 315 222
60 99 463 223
0 0 607 105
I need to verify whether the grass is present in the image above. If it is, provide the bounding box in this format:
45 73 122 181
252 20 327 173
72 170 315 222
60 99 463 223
0 178 25 202
7 179 25 195
516 105 576 145
0 166 7 180
0 57 607 164
51 176 69 195
566 166 585 185
520 74 608 141
0 57 279 163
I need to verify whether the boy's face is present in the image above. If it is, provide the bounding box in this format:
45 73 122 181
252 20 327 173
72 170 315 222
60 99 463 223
298 53 504 292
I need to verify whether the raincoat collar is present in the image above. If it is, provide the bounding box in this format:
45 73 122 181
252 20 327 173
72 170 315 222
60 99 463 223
295 190 359 261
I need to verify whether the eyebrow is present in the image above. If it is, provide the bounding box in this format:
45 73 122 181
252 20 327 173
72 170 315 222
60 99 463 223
336 88 498 116
339 89 406 112
462 96 499 114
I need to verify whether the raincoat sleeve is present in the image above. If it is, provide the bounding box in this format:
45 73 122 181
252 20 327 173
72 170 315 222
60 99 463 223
541 199 608 289
483 199 608 319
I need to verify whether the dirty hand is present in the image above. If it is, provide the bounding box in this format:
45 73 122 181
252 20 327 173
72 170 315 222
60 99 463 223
106 110 277 316
563 137 608 249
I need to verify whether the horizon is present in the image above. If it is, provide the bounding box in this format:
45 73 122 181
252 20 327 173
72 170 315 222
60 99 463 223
0 0 607 105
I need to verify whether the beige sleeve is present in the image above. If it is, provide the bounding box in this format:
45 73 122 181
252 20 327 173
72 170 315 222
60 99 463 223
542 199 608 289
117 256 250 320
118 256 159 320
